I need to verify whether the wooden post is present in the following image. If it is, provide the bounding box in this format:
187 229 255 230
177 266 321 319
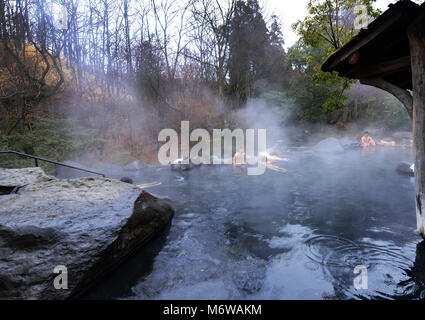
408 10 425 239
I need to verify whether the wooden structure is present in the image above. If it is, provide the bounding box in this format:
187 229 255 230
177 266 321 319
322 0 425 238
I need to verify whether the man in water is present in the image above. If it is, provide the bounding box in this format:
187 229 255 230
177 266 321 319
233 148 246 166
361 131 376 147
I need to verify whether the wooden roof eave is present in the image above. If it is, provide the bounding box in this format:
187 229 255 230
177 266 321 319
321 0 420 76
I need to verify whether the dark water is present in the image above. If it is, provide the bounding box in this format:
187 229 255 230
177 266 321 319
85 147 425 300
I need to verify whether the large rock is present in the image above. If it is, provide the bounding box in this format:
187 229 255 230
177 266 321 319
170 157 201 171
339 137 361 150
0 167 51 186
313 137 345 153
396 162 415 176
0 167 174 299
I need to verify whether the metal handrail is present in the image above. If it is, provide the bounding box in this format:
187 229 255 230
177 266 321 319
0 150 105 177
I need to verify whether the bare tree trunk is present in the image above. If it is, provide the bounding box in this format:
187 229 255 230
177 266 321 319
124 0 132 75
408 10 425 239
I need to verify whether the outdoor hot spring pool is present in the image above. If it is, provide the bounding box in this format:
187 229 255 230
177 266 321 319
84 147 425 300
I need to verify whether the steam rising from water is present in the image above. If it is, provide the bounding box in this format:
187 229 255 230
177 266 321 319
81 147 424 300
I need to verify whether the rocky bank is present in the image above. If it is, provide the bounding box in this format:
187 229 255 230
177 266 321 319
0 167 174 299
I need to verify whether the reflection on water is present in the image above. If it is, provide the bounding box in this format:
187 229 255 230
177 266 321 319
305 235 418 299
86 147 425 300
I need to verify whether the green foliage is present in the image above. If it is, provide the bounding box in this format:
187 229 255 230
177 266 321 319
293 0 381 112
323 89 348 112
0 117 106 174
294 81 332 123
288 0 410 130
259 90 296 123
361 95 411 130
228 0 289 105
286 41 338 122
294 0 381 52
286 43 309 72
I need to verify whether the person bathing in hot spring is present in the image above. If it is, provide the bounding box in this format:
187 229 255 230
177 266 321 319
232 149 288 174
233 149 247 166
361 131 376 147
361 131 402 147
231 149 287 166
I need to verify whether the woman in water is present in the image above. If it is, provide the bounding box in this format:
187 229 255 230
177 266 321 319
232 149 246 166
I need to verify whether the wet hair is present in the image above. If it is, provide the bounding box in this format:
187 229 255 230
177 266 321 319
364 131 369 135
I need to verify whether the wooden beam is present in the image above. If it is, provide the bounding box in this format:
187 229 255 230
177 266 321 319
354 56 411 78
408 3 425 239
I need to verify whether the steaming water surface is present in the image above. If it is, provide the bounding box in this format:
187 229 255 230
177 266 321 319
85 147 425 300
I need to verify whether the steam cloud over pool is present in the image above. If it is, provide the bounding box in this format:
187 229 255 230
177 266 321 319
84 147 425 300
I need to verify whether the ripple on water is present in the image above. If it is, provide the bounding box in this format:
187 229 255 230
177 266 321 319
174 175 185 183
305 235 418 299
